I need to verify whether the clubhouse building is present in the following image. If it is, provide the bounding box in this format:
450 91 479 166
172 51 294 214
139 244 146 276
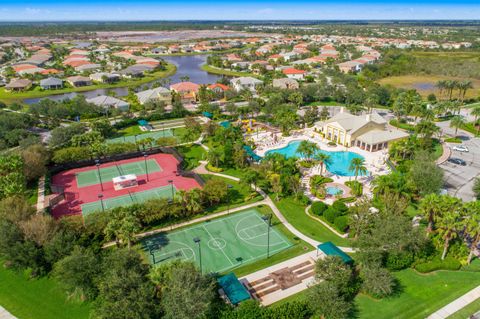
314 108 409 152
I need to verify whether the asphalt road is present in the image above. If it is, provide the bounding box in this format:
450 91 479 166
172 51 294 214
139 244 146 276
437 120 480 202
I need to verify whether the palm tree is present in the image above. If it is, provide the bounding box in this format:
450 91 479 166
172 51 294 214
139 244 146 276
314 153 331 176
416 120 440 143
464 202 480 264
297 140 319 161
175 189 202 217
437 209 463 260
450 115 466 137
457 80 473 103
436 80 447 100
470 106 480 135
349 157 367 180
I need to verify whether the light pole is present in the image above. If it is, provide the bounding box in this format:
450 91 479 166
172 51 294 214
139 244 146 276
98 194 105 212
227 184 233 214
95 159 104 191
261 214 272 258
143 152 149 181
168 180 174 199
193 237 202 273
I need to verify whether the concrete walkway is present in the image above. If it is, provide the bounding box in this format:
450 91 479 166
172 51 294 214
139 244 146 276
427 285 480 319
0 306 17 319
36 175 46 213
436 143 451 165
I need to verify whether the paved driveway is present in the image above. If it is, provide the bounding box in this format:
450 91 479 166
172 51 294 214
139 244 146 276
437 120 480 202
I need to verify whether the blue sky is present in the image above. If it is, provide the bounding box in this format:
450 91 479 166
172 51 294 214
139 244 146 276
1 0 479 21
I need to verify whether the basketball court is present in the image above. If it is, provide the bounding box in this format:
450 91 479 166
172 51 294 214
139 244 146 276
142 209 292 273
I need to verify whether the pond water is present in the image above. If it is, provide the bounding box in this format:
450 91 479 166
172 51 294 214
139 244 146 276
23 55 222 105
413 82 435 91
264 140 368 177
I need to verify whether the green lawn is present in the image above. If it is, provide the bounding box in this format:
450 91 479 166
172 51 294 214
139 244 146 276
0 64 176 105
0 263 91 319
274 197 351 247
200 64 258 78
200 174 263 213
271 269 480 319
355 269 480 319
447 298 480 319
177 144 207 170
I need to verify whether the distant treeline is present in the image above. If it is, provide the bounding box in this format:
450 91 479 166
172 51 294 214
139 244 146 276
1 20 480 37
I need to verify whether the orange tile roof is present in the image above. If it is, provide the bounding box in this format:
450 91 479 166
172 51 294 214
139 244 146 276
283 68 306 75
170 81 200 92
208 83 229 91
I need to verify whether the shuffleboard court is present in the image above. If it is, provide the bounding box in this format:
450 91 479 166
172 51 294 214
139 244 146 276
142 209 292 273
76 159 161 188
81 184 176 215
106 129 175 144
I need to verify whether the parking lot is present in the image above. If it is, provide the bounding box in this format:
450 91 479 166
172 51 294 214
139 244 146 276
437 121 480 202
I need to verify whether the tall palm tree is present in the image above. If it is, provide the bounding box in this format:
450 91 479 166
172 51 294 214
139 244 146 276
464 201 480 264
470 106 480 135
420 193 441 233
450 115 466 137
436 80 447 100
457 80 473 103
349 157 367 180
437 209 463 260
314 153 331 176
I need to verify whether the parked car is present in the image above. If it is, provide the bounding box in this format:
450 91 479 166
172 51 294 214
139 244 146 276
453 145 469 152
448 158 467 166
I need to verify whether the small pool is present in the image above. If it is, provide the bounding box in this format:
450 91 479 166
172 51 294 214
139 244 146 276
264 140 367 177
326 186 343 196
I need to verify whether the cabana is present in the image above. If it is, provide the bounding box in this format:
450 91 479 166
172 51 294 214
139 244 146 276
218 273 251 305
317 241 353 264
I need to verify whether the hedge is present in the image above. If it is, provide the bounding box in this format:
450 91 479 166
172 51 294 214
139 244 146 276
311 201 329 216
414 256 462 273
334 215 349 233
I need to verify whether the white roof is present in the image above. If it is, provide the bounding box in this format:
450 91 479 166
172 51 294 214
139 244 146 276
317 110 386 135
356 130 409 145
135 87 171 104
86 95 129 109
112 174 137 183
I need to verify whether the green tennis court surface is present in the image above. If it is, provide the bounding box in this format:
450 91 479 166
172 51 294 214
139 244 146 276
81 184 176 215
106 129 175 144
76 159 161 188
142 209 292 273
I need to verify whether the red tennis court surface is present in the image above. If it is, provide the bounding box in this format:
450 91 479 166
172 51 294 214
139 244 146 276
50 153 201 219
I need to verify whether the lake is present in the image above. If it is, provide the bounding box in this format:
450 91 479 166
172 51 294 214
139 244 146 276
23 55 222 105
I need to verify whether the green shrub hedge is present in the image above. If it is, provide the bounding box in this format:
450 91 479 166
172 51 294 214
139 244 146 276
414 256 462 273
311 201 329 216
334 216 349 232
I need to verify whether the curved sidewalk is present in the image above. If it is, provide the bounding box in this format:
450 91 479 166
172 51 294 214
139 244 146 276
427 285 480 319
0 306 16 319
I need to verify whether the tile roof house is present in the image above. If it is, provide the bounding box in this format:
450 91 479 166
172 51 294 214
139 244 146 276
282 68 307 80
135 87 172 105
170 81 200 103
272 78 299 90
40 77 63 90
86 95 129 112
66 76 92 87
207 83 230 93
314 108 408 151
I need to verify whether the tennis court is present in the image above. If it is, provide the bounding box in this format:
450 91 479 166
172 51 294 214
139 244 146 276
142 209 292 273
81 184 176 215
76 159 161 188
106 129 175 144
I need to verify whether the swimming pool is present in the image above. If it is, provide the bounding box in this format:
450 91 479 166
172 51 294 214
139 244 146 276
326 186 343 196
264 140 367 177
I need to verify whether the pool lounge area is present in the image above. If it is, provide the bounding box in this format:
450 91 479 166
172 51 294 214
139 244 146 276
264 140 368 177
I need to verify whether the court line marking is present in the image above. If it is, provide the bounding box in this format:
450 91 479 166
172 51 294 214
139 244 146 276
234 215 289 247
252 214 290 246
202 225 235 266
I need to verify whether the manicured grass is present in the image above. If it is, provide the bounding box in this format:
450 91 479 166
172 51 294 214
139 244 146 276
355 269 480 319
273 196 351 247
306 101 346 107
119 125 143 136
271 269 480 319
200 174 263 213
176 144 207 170
447 298 480 319
445 137 463 143
200 64 258 78
389 119 416 131
0 64 176 104
213 167 244 179
0 263 91 319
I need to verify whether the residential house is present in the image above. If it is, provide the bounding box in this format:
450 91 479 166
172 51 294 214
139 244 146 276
66 76 92 87
135 87 172 105
90 72 120 83
337 61 363 73
272 78 299 90
119 64 154 78
314 108 408 151
230 77 263 93
40 77 63 90
86 95 129 112
5 79 32 91
282 68 306 80
170 81 200 103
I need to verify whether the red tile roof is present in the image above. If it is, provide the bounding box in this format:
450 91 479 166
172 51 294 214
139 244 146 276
283 68 306 75
170 81 200 92
208 83 230 91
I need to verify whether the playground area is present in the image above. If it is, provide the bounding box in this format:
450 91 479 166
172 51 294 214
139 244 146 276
142 209 292 273
50 153 201 218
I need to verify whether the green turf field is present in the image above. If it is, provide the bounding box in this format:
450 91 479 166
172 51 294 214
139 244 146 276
76 159 161 188
142 209 292 273
81 184 176 215
106 129 174 144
